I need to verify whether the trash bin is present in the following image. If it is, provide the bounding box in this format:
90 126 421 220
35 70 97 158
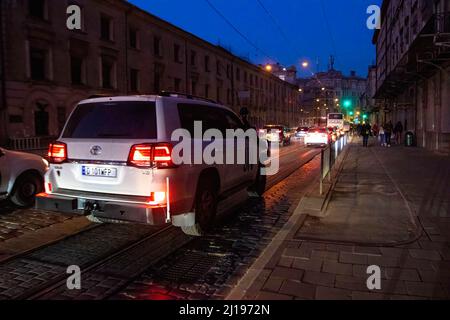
405 131 414 147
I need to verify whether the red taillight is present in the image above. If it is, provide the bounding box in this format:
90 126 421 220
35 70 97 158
128 144 152 167
154 144 174 168
127 143 175 168
48 142 67 164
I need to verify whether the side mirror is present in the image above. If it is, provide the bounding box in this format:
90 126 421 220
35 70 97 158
0 149 5 157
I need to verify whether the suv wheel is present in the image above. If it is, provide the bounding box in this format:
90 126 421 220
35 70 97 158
181 177 218 236
10 173 43 207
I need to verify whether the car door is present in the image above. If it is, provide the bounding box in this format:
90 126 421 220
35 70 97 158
221 109 255 187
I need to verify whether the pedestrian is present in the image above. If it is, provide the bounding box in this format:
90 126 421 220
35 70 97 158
394 121 404 145
379 125 385 146
384 121 393 147
361 122 371 147
372 123 379 137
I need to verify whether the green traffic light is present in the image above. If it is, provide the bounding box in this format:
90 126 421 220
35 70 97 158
349 111 354 116
343 99 352 108
363 114 368 119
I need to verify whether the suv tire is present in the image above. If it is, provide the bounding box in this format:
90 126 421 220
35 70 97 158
10 172 42 207
181 176 218 236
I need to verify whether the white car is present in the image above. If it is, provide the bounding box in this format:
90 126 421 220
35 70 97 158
304 128 330 147
0 147 48 207
36 93 265 236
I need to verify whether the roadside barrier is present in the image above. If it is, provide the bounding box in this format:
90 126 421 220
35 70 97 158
320 134 348 195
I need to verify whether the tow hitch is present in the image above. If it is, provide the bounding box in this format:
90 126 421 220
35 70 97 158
83 201 101 215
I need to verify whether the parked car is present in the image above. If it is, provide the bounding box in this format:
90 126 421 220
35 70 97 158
295 127 309 139
305 127 329 147
36 93 265 236
261 125 292 146
0 147 47 207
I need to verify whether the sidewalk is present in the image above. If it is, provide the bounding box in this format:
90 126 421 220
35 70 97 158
227 139 450 300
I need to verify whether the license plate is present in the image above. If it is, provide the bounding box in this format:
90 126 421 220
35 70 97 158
82 166 117 178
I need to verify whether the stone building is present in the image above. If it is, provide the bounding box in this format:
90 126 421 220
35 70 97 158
0 0 298 147
372 0 450 154
297 62 367 127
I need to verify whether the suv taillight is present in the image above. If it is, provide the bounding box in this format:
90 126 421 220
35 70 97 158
153 144 174 168
48 142 67 164
128 144 152 167
127 143 175 169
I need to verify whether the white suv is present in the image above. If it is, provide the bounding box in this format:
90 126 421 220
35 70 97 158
36 93 265 235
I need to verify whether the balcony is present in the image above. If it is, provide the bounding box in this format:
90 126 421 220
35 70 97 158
374 12 450 99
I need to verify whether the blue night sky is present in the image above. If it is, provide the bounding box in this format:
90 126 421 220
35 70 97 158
128 0 382 78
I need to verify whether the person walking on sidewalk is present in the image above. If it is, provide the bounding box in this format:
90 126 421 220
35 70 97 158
361 122 371 147
379 125 386 146
384 121 393 147
394 121 404 145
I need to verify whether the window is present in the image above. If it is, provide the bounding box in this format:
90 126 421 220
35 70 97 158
174 78 181 92
236 68 241 81
63 102 157 139
244 71 247 83
205 84 210 98
177 104 228 135
154 36 162 57
190 50 196 66
154 72 161 93
30 47 46 81
130 68 139 92
226 64 231 79
216 86 221 102
216 60 222 76
100 15 113 41
174 44 181 63
191 80 197 95
70 56 84 85
129 28 138 49
29 0 46 20
205 55 210 72
101 56 114 89
177 104 243 136
57 106 66 134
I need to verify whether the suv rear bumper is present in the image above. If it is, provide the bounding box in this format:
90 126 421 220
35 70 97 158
35 192 169 225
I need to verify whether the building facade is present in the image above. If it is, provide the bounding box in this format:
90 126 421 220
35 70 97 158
297 65 367 127
373 0 450 154
0 0 299 147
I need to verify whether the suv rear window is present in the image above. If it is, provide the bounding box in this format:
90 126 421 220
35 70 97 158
62 101 157 139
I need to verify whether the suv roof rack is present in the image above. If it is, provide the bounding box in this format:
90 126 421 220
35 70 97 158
159 91 217 104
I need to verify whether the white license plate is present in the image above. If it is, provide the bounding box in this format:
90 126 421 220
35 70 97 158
82 166 117 178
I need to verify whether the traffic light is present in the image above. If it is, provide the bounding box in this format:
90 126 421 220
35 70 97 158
362 114 368 120
343 99 352 108
349 111 354 116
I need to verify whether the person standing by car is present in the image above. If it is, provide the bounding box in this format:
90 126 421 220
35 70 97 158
361 122 371 147
384 121 393 147
394 121 404 145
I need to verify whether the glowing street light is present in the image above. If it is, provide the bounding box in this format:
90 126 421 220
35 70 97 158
265 64 272 72
301 61 309 68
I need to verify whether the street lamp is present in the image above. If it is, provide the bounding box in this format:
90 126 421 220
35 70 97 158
265 64 272 72
301 61 309 68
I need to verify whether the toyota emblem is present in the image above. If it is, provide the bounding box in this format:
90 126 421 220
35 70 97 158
90 145 102 156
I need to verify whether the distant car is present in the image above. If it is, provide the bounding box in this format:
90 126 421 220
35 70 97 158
0 147 47 207
305 128 329 147
261 125 292 146
295 127 309 138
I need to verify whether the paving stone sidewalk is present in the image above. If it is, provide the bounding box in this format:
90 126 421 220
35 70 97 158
228 140 450 300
